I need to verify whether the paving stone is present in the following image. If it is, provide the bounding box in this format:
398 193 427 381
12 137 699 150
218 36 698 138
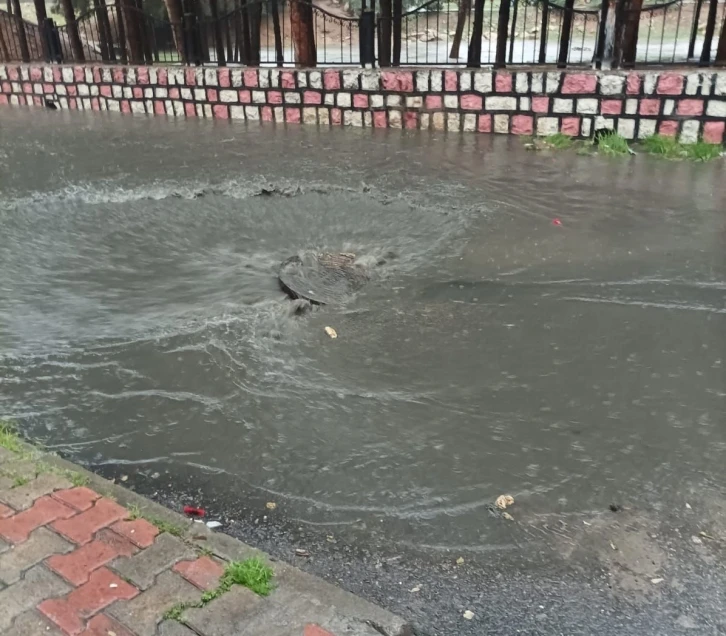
3 609 65 636
0 473 72 510
173 556 224 590
0 526 73 584
0 501 14 517
111 518 159 548
158 619 200 635
0 495 76 544
52 487 101 512
0 447 18 463
46 529 137 585
111 532 194 590
108 570 200 636
38 567 138 635
182 586 264 636
51 498 127 545
0 565 71 632
79 613 136 636
0 460 40 481
0 475 15 490
305 626 336 636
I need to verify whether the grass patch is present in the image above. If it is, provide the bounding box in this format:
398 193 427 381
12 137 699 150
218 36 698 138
127 504 184 537
641 135 722 161
13 475 30 487
545 133 575 149
595 131 632 156
164 557 275 622
219 558 274 597
0 421 23 454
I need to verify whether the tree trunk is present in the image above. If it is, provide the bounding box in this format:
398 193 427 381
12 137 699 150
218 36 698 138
289 0 315 66
612 0 642 68
449 0 471 59
162 0 184 59
94 0 116 61
119 0 143 62
33 0 49 59
0 20 10 60
271 0 283 65
59 0 84 60
11 0 30 61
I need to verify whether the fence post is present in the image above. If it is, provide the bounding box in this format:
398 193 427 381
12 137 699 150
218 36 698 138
716 7 726 65
208 0 226 65
270 0 284 66
32 0 50 59
699 0 719 66
378 0 392 66
557 0 574 68
10 0 30 62
42 17 62 62
289 0 316 67
392 0 401 66
507 0 518 64
537 0 549 63
593 0 608 67
687 0 704 60
494 0 510 68
59 0 85 61
466 0 485 67
359 0 376 67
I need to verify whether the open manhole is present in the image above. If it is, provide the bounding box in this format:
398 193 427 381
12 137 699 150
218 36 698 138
278 252 369 305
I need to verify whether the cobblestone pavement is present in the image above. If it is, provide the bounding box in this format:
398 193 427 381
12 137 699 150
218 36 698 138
0 446 411 636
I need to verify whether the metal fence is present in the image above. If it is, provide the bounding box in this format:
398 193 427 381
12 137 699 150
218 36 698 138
0 0 724 68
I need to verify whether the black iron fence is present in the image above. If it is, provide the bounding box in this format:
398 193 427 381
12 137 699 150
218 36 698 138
0 0 724 68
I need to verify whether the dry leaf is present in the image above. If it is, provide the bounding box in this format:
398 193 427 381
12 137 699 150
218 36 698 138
456 556 465 565
495 494 514 510
650 578 664 584
266 502 277 510
463 610 475 620
295 548 310 557
324 326 338 339
411 586 421 593
502 512 515 521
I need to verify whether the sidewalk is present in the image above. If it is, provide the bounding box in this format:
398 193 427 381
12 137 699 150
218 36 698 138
0 441 411 636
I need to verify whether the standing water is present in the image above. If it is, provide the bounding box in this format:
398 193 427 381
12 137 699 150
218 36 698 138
2 110 726 633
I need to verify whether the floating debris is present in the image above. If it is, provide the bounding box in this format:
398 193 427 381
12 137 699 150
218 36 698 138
183 506 205 518
325 326 338 339
463 610 475 620
650 578 664 585
206 521 223 529
295 548 310 557
502 512 515 521
456 556 465 565
266 502 277 510
609 503 622 513
495 494 514 510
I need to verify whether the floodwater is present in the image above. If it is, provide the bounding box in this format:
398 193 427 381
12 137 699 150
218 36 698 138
1 110 725 562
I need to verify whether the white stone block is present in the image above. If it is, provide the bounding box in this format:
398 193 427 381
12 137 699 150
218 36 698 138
415 70 429 92
20 67 29 81
344 110 363 126
252 90 265 104
195 103 204 117
230 105 245 119
144 87 153 98
406 95 423 108
284 91 301 104
577 98 598 114
102 68 113 83
371 94 383 108
85 68 93 83
203 103 212 117
625 98 637 114
474 71 492 93
463 113 476 132
194 88 206 101
359 71 377 91
107 99 119 112
56 84 67 96
298 73 308 88
62 68 74 83
149 68 158 84
430 71 443 92
112 85 122 98
181 88 192 100
173 101 184 117
127 68 137 84
599 75 625 95
78 84 90 96
0 66 7 80
318 108 329 125
594 115 614 130
389 110 402 128
581 117 592 137
43 67 53 82
204 68 217 86
485 96 516 110
663 99 675 116
715 74 726 96
269 69 279 87
444 95 458 108
363 111 372 127
553 98 573 113
258 70 270 88
303 107 317 124
420 113 430 129
515 72 528 94
447 112 461 131
545 72 560 93
324 93 335 105
494 114 509 134
617 118 635 140
386 95 401 107
342 70 359 89
309 71 322 89
131 101 145 114
144 99 153 112
680 119 699 144
231 69 243 87
33 83 43 94
460 72 471 92
537 117 559 135
156 87 168 99
90 85 99 96
220 90 237 103
531 72 543 93
643 73 657 95
638 119 656 138
706 99 726 117
273 106 284 121
337 93 351 107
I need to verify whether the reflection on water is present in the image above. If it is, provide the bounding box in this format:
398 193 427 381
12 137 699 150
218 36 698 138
1 110 725 552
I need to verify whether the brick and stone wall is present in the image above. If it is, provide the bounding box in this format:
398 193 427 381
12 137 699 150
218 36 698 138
1 64 725 144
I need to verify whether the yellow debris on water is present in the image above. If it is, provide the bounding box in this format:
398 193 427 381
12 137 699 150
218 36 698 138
324 326 338 339
495 494 514 510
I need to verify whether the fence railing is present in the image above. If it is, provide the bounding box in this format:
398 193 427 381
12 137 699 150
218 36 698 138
0 0 724 69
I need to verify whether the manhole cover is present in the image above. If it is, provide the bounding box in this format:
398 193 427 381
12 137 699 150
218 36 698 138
278 252 369 305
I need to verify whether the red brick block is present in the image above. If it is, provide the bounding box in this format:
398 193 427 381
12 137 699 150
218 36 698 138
0 502 14 518
460 94 482 110
52 488 100 512
324 69 341 90
703 121 725 144
626 73 641 94
38 568 138 635
444 70 458 91
656 72 684 95
51 499 127 545
286 107 301 123
404 111 418 129
532 96 549 113
659 120 678 136
561 73 597 94
425 95 442 109
495 72 512 93
373 110 386 127
213 104 229 119
281 71 296 88
478 114 492 133
304 91 322 105
677 99 704 116
268 90 283 104
560 116 580 136
244 69 258 87
46 530 137 585
111 518 158 548
79 614 136 636
0 496 75 544
511 114 533 135
304 625 336 636
639 99 660 115
173 556 224 591
218 68 230 87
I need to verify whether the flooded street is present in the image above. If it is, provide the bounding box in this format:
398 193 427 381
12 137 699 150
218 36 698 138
2 110 726 634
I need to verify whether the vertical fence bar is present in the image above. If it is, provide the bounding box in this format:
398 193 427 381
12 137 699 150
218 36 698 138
392 0 401 65
32 0 49 59
557 0 574 67
593 0 609 67
538 0 549 63
270 0 283 66
699 0 719 65
360 0 375 66
378 0 392 66
10 0 29 61
688 0 704 59
507 0 518 63
182 0 200 64
494 0 510 67
467 0 485 66
59 0 84 60
209 0 226 64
